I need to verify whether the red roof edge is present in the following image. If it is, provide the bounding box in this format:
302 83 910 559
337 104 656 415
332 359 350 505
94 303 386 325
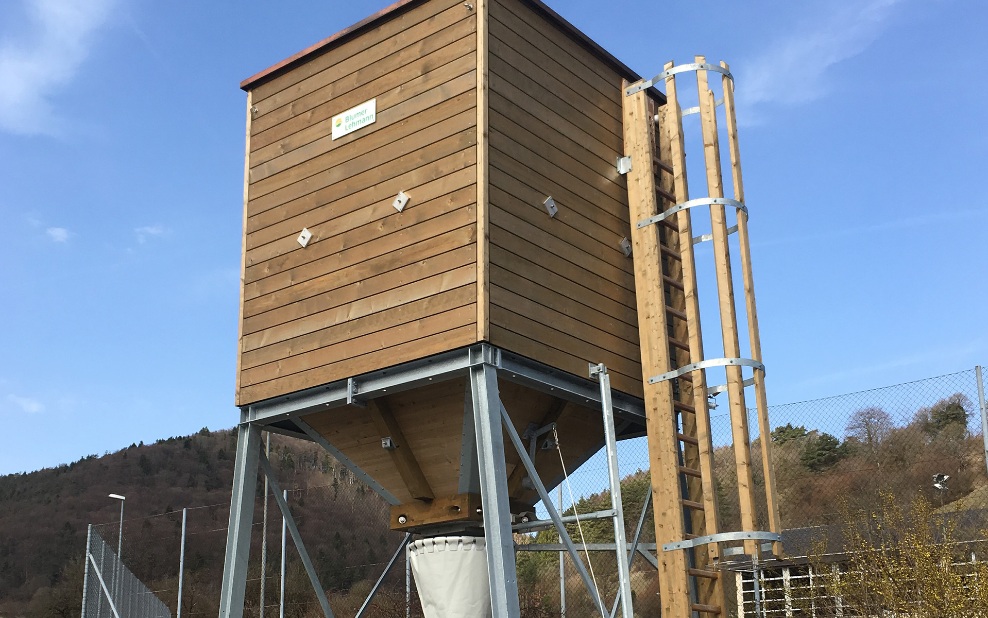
239 0 421 91
240 0 663 103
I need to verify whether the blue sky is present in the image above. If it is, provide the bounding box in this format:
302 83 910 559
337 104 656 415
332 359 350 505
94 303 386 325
0 0 985 475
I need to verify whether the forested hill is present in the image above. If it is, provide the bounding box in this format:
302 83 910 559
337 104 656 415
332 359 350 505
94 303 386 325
0 428 395 618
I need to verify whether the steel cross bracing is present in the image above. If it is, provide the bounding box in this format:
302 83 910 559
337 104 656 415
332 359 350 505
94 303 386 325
217 344 647 618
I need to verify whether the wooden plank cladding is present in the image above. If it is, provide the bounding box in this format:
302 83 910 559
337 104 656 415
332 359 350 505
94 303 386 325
486 0 644 398
236 0 657 406
237 0 479 405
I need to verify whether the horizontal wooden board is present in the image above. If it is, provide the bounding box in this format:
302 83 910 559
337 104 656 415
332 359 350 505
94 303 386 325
489 304 640 381
489 105 627 216
247 162 475 268
250 51 476 177
245 225 477 319
487 7 619 124
249 80 476 200
243 265 476 357
244 244 476 335
489 265 639 345
250 0 470 109
247 131 476 240
245 204 476 300
243 282 477 370
490 322 643 399
247 117 477 217
487 57 619 158
492 0 624 101
488 182 631 282
239 323 477 404
246 182 475 286
243 299 476 387
488 228 637 314
488 205 635 292
252 14 477 145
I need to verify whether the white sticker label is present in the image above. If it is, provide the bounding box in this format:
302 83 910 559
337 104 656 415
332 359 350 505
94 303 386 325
332 99 376 140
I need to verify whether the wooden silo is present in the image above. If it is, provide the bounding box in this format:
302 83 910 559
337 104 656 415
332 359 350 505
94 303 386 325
234 0 654 521
223 0 783 616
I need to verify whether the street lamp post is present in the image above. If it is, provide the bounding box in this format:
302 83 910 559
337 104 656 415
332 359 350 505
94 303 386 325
109 494 125 601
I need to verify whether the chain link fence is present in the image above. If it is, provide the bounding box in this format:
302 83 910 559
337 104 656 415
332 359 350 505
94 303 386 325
82 527 171 618
84 367 986 617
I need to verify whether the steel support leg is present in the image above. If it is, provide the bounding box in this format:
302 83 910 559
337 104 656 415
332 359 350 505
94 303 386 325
469 363 521 618
219 419 262 618
593 365 634 618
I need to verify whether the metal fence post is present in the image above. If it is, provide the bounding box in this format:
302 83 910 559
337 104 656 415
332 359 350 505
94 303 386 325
558 485 565 618
977 366 987 475
81 524 92 618
177 508 187 618
405 543 411 618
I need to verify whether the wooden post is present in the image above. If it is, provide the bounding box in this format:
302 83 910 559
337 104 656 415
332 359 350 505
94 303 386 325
662 62 724 607
475 0 490 342
622 80 692 618
695 56 758 551
720 61 783 553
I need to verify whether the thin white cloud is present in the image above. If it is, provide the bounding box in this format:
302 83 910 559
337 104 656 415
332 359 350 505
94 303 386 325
134 224 166 244
0 0 119 136
7 394 44 414
45 226 70 242
737 0 906 119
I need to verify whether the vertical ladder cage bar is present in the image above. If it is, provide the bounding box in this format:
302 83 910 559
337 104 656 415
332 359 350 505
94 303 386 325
622 78 693 618
469 364 521 618
219 419 262 618
662 61 725 610
720 60 782 551
593 364 635 618
696 55 759 553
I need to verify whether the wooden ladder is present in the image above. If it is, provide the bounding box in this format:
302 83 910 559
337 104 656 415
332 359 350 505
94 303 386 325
622 80 725 616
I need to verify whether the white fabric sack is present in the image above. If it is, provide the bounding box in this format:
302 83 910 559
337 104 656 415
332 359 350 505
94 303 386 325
409 536 492 618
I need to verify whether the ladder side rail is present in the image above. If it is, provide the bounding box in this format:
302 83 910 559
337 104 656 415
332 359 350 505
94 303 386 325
622 78 693 618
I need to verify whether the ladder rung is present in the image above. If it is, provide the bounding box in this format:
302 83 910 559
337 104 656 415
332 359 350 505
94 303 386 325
660 245 682 261
678 466 702 478
688 568 720 580
677 433 699 446
669 337 689 352
665 306 688 322
653 156 674 174
691 603 722 614
663 275 684 291
681 499 705 511
673 400 696 414
656 187 677 204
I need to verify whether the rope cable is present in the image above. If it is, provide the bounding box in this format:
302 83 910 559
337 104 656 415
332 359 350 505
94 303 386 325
553 426 607 618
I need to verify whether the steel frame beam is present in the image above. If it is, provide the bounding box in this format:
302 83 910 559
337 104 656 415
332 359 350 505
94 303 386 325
471 363 522 618
219 418 262 618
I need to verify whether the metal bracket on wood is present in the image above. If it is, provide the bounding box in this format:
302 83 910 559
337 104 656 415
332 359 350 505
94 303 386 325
626 62 734 96
637 197 747 230
543 196 559 218
663 530 781 552
346 377 365 407
616 156 633 175
648 357 765 385
706 377 756 397
693 224 739 245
